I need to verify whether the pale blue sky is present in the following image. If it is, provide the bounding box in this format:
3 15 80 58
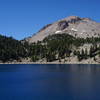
0 0 100 40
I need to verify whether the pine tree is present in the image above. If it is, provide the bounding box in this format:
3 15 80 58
84 48 88 59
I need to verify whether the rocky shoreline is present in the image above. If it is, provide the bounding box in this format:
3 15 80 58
0 56 100 64
0 61 99 64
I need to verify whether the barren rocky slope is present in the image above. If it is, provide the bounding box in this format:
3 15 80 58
26 16 100 43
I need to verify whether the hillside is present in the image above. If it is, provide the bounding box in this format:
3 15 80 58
0 35 29 62
0 33 100 64
26 33 100 64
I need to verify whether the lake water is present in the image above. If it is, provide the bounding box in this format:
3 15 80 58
0 64 100 100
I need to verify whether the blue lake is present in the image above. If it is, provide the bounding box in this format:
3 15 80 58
0 64 100 100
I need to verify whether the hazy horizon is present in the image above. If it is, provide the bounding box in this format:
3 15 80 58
0 0 100 40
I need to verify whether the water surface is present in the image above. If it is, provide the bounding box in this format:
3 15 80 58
0 64 100 100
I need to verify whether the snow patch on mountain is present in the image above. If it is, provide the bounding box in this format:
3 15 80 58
55 31 62 34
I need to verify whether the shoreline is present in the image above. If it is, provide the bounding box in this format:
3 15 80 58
0 62 99 64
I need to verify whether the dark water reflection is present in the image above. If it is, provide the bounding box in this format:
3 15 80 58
0 64 100 100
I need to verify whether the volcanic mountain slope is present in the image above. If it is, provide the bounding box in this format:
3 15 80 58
27 16 100 43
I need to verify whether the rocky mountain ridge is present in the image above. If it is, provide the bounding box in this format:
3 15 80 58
26 16 100 43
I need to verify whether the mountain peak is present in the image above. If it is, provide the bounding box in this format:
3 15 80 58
65 16 81 20
63 16 92 23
